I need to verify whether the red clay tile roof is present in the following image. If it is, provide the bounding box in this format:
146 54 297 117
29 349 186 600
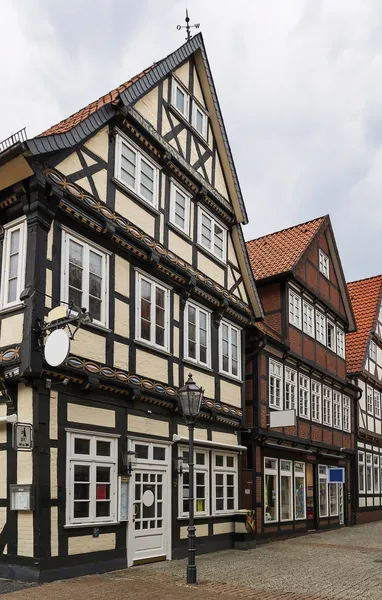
38 64 156 137
246 216 326 281
346 275 382 373
256 321 285 344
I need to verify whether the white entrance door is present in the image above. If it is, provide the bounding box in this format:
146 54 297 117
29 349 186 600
127 439 171 566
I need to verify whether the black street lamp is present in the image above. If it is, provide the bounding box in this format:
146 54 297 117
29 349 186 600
177 372 204 585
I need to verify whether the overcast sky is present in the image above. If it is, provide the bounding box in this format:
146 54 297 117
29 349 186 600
1 0 381 282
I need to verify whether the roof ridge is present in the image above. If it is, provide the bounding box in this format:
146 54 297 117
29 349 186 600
347 274 382 286
245 215 328 245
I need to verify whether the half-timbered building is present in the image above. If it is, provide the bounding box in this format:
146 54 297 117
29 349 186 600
242 216 359 540
346 275 382 523
0 34 263 581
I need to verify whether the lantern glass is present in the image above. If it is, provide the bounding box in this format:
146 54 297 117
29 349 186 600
178 373 204 419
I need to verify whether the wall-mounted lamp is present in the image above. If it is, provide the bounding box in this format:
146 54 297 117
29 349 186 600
174 456 184 476
121 450 137 477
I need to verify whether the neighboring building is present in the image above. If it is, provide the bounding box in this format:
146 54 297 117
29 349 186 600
346 275 382 523
0 34 263 581
242 216 359 541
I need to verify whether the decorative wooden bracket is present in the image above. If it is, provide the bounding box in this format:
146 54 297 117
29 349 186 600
180 276 197 310
214 298 229 328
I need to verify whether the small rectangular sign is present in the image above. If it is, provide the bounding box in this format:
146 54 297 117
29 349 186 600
328 468 345 484
269 410 296 428
12 423 33 451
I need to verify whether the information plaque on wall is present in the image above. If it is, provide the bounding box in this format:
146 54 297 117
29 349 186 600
12 423 34 451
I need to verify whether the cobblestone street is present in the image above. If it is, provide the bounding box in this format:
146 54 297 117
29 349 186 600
3 522 382 599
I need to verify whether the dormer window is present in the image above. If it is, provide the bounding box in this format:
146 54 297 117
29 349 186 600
172 80 190 120
319 249 329 279
192 103 208 139
369 340 377 362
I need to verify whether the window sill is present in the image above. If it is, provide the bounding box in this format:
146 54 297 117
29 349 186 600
177 512 237 521
83 321 112 335
168 222 192 243
196 243 227 269
177 515 211 520
0 302 25 316
134 338 172 357
219 371 243 385
64 521 120 529
299 415 310 421
112 177 160 216
182 358 213 373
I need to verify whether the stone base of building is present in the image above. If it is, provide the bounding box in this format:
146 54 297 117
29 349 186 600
356 509 382 525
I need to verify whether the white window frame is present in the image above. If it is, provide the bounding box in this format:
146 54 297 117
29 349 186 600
178 446 210 518
269 359 283 410
374 454 380 494
280 459 293 522
0 217 27 310
66 431 118 526
294 461 306 520
169 180 191 236
219 319 242 380
311 380 322 423
342 395 351 432
61 228 110 328
323 386 332 427
115 132 159 209
184 300 211 368
358 451 365 494
197 206 227 264
327 320 336 352
374 390 381 419
264 457 278 523
289 290 302 329
366 452 373 493
302 301 314 337
333 391 342 430
315 310 326 346
192 101 208 140
336 327 345 359
299 374 310 419
135 269 171 352
212 451 238 515
318 465 328 517
370 340 377 362
171 78 190 120
285 367 297 412
367 386 374 415
319 249 329 279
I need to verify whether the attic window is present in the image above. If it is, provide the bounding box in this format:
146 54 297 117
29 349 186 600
370 340 377 362
192 102 208 139
172 79 189 120
319 249 329 279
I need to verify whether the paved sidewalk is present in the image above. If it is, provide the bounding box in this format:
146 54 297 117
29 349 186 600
2 522 382 599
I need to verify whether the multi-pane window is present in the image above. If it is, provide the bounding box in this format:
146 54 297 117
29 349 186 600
213 452 237 513
302 301 314 337
319 249 329 279
264 458 278 522
358 451 365 493
269 360 283 409
374 390 381 419
311 381 322 423
172 79 190 119
374 455 380 494
179 447 209 517
323 386 332 427
329 482 338 516
294 462 306 520
299 375 310 419
315 311 326 345
327 320 336 352
336 328 345 359
0 217 27 309
366 453 373 493
192 102 208 139
367 386 374 415
198 208 227 262
342 396 351 432
169 181 190 235
289 290 301 329
280 460 293 521
319 465 328 517
184 301 211 367
219 320 241 378
369 340 377 362
61 229 109 327
115 134 159 207
285 367 297 412
66 432 117 525
333 392 342 429
135 271 170 351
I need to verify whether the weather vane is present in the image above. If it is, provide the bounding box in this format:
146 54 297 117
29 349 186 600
177 9 200 42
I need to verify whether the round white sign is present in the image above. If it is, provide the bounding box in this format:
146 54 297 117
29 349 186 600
142 489 155 507
44 329 71 367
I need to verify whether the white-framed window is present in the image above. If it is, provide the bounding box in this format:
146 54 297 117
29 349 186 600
172 78 190 120
61 229 110 327
311 380 322 423
198 207 227 263
213 451 238 514
327 320 336 352
115 133 159 208
336 327 345 359
315 311 326 345
66 431 118 526
184 301 211 368
374 454 380 494
367 386 374 415
323 386 332 427
135 270 170 351
269 359 283 409
375 390 381 419
358 451 365 494
299 374 310 419
0 217 27 310
342 395 351 432
329 482 338 516
169 181 191 236
294 462 306 520
370 340 377 362
192 101 208 139
319 465 328 517
288 290 301 329
333 391 342 429
280 460 293 521
319 249 329 279
264 457 278 522
366 453 373 493
219 320 241 379
285 367 297 412
179 446 209 517
302 301 314 337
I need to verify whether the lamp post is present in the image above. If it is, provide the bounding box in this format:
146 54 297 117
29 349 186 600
177 372 204 585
